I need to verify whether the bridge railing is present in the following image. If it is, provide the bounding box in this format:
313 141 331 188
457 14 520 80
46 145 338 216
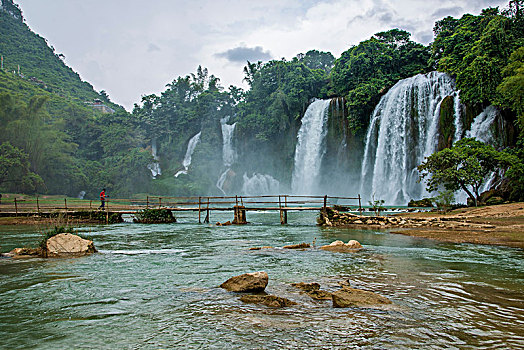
0 194 362 214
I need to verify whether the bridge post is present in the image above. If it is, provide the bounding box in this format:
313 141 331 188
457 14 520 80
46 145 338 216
323 195 328 210
14 198 18 216
36 196 40 214
204 198 210 223
198 196 201 224
232 205 247 224
358 194 362 215
146 196 149 209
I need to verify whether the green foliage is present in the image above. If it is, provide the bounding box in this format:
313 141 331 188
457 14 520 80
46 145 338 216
433 190 455 213
134 208 176 224
330 29 430 133
0 141 44 192
496 46 524 133
368 195 386 216
431 3 523 111
418 138 510 206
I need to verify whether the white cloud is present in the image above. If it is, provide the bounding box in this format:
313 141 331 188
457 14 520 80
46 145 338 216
16 0 509 110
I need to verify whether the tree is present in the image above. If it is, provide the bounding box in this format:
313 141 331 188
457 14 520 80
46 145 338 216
0 141 43 193
418 138 508 206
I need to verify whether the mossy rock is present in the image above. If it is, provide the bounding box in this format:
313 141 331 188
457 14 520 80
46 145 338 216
408 198 433 207
133 208 176 224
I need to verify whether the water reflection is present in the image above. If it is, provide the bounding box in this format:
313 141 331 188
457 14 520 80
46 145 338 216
0 212 523 349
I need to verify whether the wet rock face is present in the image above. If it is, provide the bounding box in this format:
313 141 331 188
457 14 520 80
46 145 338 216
332 287 392 307
220 271 269 292
283 243 310 249
291 282 332 300
46 233 97 257
239 294 297 308
5 247 43 258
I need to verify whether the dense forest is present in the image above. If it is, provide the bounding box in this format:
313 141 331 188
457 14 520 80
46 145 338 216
1 0 523 203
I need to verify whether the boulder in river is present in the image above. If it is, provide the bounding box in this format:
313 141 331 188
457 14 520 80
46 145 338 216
4 247 43 258
220 271 268 292
320 240 362 252
45 233 97 257
332 287 392 307
291 282 332 300
283 242 310 249
240 294 297 308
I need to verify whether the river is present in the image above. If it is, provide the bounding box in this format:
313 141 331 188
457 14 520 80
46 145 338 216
1 211 523 349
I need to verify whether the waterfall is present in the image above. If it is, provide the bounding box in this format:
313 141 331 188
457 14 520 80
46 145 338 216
221 117 237 167
147 139 162 178
174 131 201 177
216 117 237 194
360 72 459 205
242 173 280 196
291 99 331 194
465 105 498 144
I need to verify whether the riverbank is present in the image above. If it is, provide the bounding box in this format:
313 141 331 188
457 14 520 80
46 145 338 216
391 202 524 249
321 203 524 249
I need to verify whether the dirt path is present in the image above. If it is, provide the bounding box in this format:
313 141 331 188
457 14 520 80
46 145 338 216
391 203 524 249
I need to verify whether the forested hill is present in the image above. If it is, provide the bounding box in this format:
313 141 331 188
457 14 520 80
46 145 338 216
0 0 111 104
0 0 153 199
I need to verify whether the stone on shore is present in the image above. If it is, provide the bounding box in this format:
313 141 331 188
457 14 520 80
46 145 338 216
220 271 269 292
240 294 297 308
320 240 362 252
332 287 392 307
46 233 97 257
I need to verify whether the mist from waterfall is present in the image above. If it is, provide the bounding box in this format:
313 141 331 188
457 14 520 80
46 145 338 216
360 72 461 205
242 173 280 196
291 99 331 195
174 131 201 177
466 105 498 144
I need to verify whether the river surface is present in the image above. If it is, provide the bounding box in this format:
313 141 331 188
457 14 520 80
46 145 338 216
1 211 523 349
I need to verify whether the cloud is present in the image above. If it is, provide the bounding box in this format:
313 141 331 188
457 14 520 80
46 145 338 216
148 43 161 52
431 6 463 18
215 45 272 63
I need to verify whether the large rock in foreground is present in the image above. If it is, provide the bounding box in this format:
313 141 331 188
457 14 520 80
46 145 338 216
240 294 297 308
46 233 97 257
332 287 392 307
220 271 268 292
320 240 362 252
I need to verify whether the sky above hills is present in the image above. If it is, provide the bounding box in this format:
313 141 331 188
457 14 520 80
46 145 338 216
17 0 507 110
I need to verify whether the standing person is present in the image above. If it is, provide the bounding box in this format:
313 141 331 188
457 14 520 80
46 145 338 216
99 188 106 209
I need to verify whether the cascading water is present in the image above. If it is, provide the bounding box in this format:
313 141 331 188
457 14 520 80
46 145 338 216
360 72 461 205
174 131 201 177
216 117 237 194
466 105 498 144
291 99 331 195
147 139 162 178
242 173 280 196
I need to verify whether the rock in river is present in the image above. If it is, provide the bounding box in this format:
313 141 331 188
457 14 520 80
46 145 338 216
332 287 392 307
46 233 97 257
220 271 269 292
240 294 297 308
320 240 362 252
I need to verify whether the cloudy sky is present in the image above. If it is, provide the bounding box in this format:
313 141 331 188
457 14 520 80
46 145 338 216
17 0 507 110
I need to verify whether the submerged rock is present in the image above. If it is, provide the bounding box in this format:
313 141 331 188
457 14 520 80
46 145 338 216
249 246 273 250
332 287 392 307
5 247 43 259
46 233 97 257
220 271 268 292
320 240 362 252
291 282 332 300
283 243 310 249
240 294 297 308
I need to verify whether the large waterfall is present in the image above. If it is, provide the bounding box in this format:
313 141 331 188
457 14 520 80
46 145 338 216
242 173 280 196
174 131 201 177
291 99 331 194
466 105 498 144
360 72 461 205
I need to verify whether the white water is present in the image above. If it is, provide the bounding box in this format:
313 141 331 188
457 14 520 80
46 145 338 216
291 99 331 195
360 72 460 205
147 139 162 178
466 105 498 144
174 131 201 177
242 173 280 196
216 117 237 194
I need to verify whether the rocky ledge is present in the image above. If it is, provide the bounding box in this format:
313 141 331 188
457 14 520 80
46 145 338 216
319 208 496 230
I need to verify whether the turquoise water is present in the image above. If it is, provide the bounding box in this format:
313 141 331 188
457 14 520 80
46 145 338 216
1 211 523 349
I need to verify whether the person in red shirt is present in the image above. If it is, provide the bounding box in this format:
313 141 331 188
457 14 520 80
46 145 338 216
99 188 106 209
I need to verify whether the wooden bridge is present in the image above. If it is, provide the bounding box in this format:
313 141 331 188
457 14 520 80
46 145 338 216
0 194 363 224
